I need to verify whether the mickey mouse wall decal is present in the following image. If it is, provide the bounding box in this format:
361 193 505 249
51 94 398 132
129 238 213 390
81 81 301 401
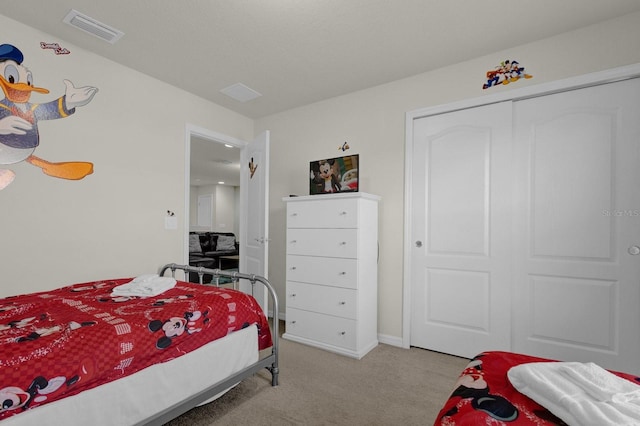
482 59 532 89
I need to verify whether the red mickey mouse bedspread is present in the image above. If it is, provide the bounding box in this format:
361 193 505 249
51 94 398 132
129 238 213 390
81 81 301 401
434 351 640 425
0 279 272 420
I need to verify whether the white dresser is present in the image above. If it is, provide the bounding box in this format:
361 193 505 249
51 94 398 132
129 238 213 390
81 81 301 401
282 192 380 359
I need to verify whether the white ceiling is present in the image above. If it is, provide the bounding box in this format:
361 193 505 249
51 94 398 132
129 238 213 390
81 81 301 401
190 136 241 187
4 1 640 120
5 1 640 187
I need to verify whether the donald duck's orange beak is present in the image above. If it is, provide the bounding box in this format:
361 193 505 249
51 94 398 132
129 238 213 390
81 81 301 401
0 76 49 103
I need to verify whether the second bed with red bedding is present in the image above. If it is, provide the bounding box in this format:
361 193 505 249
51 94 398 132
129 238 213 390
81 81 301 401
435 351 640 425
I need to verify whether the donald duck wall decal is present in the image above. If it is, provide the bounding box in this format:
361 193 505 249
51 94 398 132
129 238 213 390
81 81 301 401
0 43 98 190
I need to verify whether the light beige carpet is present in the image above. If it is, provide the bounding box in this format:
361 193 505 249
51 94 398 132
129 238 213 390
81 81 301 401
165 325 469 425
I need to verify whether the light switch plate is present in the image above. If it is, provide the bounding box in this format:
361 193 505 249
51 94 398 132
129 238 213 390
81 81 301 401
165 216 177 230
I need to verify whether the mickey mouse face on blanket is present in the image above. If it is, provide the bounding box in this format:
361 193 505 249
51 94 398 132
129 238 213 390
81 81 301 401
148 310 210 349
444 355 519 422
0 357 97 414
0 386 30 413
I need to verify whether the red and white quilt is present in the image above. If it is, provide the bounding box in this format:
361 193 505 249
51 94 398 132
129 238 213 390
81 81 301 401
0 278 272 420
435 351 640 425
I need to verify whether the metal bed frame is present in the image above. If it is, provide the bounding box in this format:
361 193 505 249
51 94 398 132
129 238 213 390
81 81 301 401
139 263 280 426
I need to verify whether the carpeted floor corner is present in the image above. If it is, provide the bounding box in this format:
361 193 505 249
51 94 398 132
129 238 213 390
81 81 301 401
164 324 469 425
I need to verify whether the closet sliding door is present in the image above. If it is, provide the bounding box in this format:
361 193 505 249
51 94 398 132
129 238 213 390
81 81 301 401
410 102 513 358
410 78 640 372
512 78 640 373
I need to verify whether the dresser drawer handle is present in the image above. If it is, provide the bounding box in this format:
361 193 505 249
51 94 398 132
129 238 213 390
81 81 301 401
339 241 347 246
290 240 297 244
339 331 346 335
339 211 348 216
291 320 296 325
291 213 298 216
339 301 346 305
290 293 296 297
291 266 297 270
339 271 346 276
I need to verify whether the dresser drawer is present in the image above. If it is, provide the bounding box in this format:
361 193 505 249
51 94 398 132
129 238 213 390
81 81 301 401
286 255 357 289
287 228 357 258
286 308 357 350
286 281 357 319
286 198 358 228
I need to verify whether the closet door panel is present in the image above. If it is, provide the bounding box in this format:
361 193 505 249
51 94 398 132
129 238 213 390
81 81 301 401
428 128 490 256
528 275 615 350
410 101 513 358
531 111 614 259
426 268 490 331
513 78 640 373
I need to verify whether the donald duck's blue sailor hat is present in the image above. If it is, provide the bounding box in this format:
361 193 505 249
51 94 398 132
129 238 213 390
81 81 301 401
0 44 24 64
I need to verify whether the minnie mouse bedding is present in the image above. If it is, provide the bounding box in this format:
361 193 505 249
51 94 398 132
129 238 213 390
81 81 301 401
0 278 272 421
435 351 640 425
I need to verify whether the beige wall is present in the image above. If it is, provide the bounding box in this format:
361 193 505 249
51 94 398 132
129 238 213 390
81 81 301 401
256 12 640 341
3 11 640 342
0 15 253 297
190 185 237 233
214 185 236 232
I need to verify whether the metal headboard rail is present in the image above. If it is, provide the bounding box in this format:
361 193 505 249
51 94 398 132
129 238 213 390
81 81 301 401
158 263 279 384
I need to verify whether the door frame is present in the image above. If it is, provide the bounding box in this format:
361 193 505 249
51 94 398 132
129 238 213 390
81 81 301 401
402 63 640 348
183 123 247 264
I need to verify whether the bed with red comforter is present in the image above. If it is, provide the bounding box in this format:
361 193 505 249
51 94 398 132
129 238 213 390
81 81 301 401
0 277 272 421
435 351 640 425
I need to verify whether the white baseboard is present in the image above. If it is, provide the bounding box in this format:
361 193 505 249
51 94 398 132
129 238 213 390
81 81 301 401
378 333 403 348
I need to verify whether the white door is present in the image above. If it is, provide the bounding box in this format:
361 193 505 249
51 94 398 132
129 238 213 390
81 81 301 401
196 194 212 228
512 78 640 373
410 102 513 358
240 131 270 310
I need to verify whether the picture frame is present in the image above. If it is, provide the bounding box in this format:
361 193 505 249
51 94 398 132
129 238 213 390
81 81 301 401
309 154 359 195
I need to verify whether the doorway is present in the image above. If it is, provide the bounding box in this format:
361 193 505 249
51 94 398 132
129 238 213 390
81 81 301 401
190 137 241 234
184 125 271 312
184 124 246 265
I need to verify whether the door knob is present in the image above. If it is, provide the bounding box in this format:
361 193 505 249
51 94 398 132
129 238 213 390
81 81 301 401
629 245 640 255
415 241 423 248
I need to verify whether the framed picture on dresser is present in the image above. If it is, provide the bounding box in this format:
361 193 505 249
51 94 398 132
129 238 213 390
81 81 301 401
309 154 359 195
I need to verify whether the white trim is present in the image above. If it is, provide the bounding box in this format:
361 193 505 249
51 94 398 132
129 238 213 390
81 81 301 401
184 124 248 265
408 63 640 122
378 333 403 348
262 131 270 280
402 63 640 349
282 333 377 360
402 106 415 349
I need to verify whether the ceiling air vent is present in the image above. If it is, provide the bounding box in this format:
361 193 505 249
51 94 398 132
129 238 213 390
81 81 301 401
63 9 124 44
220 83 262 103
